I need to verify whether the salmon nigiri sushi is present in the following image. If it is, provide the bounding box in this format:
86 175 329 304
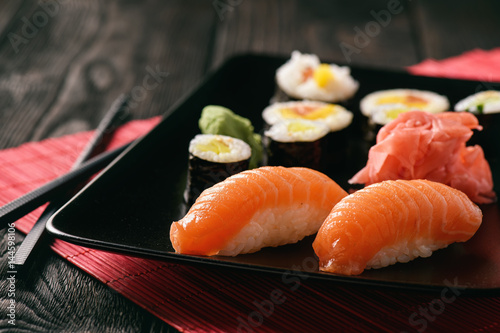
170 166 347 256
313 179 483 275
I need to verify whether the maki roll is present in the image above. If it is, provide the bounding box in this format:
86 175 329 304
262 100 353 132
275 51 359 103
198 105 263 169
264 119 330 170
262 100 354 172
454 90 500 114
186 134 251 205
455 90 500 159
360 88 449 141
360 89 450 125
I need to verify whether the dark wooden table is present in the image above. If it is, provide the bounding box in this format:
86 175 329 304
1 1 499 331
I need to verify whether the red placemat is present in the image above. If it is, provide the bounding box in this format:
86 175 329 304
407 48 500 83
4 49 500 332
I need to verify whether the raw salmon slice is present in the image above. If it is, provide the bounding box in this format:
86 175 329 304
313 179 483 275
170 166 347 256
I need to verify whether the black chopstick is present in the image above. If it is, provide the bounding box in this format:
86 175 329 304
12 94 130 266
0 141 132 226
72 94 130 167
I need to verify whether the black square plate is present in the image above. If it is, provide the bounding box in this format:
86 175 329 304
47 54 500 294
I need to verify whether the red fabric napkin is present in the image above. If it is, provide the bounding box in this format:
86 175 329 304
4 49 500 332
407 48 500 83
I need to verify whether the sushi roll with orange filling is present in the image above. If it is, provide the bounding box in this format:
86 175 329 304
360 89 450 126
275 51 359 103
262 100 354 171
262 100 353 132
359 88 450 142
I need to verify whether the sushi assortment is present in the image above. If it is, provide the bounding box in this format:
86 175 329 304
170 51 498 276
264 52 358 170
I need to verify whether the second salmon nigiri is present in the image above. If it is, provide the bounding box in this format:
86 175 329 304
170 166 348 256
313 179 483 275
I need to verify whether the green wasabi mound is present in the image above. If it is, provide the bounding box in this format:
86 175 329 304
199 105 262 168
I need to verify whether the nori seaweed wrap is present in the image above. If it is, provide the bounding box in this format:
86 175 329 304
262 100 354 172
455 90 500 159
264 119 329 171
186 134 251 205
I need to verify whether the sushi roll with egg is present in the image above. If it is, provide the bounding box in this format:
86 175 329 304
264 119 330 170
455 90 500 159
361 89 450 125
186 134 251 205
263 100 354 171
275 51 359 103
360 88 450 141
262 100 353 132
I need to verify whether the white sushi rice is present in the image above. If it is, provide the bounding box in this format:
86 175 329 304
262 100 353 132
217 203 325 256
276 51 359 102
264 119 330 143
360 89 450 125
189 134 251 163
454 90 500 114
366 239 449 270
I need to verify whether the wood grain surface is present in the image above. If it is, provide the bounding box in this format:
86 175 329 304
1 0 499 331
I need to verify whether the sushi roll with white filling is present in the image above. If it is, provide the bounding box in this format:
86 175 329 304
264 119 330 170
186 134 251 205
275 51 359 103
454 90 500 114
455 90 500 159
